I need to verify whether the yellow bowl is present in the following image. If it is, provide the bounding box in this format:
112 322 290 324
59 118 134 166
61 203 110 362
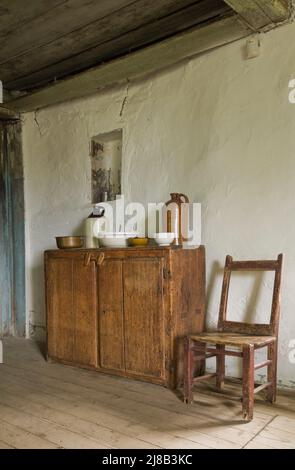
128 237 149 247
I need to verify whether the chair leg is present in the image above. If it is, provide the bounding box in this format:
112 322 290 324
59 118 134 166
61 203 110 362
216 344 225 391
195 341 206 377
242 345 255 421
183 336 194 404
267 342 278 404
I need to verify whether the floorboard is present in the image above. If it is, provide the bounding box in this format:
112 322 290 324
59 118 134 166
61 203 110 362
0 338 294 449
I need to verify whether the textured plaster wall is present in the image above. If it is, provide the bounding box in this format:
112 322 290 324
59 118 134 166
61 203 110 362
23 22 295 387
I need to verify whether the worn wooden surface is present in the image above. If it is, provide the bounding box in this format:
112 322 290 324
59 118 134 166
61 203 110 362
0 337 295 449
2 1 292 111
218 254 283 336
6 15 251 112
0 0 230 93
46 255 97 366
45 247 205 388
185 254 283 421
0 107 19 120
98 259 125 372
124 257 166 380
224 0 291 30
170 246 206 386
242 345 255 421
190 332 276 347
3 0 231 93
0 122 25 336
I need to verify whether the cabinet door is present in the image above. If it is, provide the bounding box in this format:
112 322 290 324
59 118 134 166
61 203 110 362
98 259 125 371
123 257 166 379
47 258 74 362
73 259 97 366
46 256 97 366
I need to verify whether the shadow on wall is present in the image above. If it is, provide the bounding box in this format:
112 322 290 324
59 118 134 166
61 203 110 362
205 259 274 379
206 260 223 329
29 218 87 341
206 260 273 327
29 262 46 341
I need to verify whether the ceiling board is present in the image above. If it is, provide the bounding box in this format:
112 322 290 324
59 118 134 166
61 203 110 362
0 0 230 92
224 0 291 30
0 0 66 37
0 0 133 62
6 0 230 91
6 16 251 112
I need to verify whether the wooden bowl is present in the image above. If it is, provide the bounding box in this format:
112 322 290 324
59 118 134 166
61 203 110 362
56 236 84 249
128 237 149 247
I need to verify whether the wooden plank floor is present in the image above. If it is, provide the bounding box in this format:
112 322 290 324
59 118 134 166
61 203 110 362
0 337 294 449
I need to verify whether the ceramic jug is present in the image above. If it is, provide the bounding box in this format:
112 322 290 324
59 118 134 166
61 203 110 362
165 193 189 246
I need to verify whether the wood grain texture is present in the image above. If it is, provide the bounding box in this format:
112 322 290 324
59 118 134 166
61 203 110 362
224 0 291 30
46 257 74 362
217 255 232 329
257 0 292 22
98 259 125 371
216 344 225 390
0 106 19 120
73 259 97 367
123 257 166 380
7 122 26 336
242 345 254 421
46 254 97 366
6 15 250 112
0 122 25 336
4 0 230 92
0 125 11 335
0 0 133 63
190 332 276 347
2 337 295 449
171 246 206 387
45 247 205 388
267 342 277 403
185 254 283 420
0 0 65 38
1 0 230 92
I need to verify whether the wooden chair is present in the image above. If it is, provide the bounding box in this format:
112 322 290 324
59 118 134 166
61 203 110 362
184 254 283 421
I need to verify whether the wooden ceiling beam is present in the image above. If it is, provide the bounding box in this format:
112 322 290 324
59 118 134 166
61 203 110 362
223 0 292 31
5 15 251 112
4 0 230 92
0 106 20 120
257 0 292 22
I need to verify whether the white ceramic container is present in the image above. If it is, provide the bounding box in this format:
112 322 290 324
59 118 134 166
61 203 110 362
97 232 137 248
153 232 175 246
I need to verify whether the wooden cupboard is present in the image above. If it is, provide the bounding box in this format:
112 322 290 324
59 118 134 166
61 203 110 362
45 246 205 388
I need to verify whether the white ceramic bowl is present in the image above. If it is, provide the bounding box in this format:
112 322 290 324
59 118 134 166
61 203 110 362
153 232 175 246
97 232 137 248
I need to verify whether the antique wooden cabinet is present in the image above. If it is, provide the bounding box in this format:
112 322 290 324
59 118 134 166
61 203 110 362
45 246 205 388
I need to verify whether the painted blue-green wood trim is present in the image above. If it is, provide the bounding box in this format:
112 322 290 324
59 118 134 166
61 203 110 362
0 122 25 336
0 126 12 335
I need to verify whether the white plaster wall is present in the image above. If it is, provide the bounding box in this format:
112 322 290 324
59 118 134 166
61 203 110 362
23 22 295 387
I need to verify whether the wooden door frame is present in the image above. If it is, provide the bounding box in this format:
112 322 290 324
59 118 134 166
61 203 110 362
0 119 25 336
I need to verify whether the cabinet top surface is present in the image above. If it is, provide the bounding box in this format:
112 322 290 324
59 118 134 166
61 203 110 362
45 245 204 255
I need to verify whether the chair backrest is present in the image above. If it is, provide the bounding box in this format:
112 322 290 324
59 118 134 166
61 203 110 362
218 254 283 337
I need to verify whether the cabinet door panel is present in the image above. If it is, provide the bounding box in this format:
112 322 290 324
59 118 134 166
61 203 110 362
73 259 97 367
47 258 74 362
98 259 124 371
123 258 165 379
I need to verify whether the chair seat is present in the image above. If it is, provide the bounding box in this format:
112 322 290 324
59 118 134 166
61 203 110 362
190 332 276 347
